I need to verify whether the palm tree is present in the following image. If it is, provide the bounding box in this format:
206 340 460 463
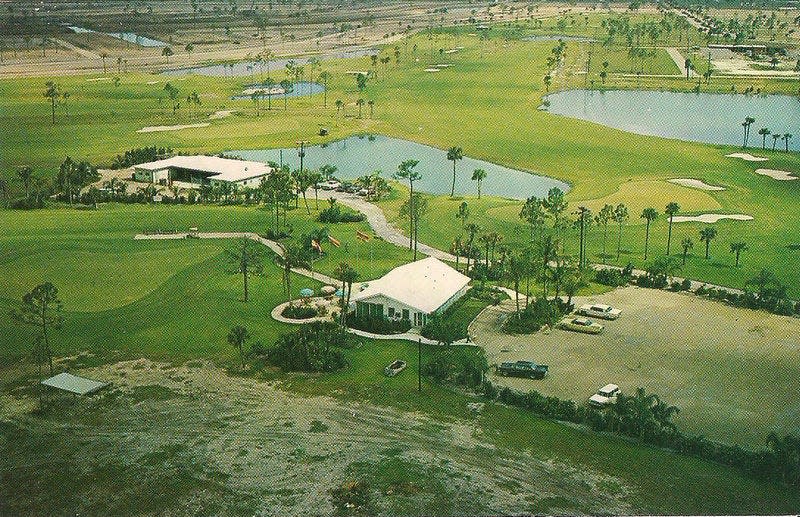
574 206 592 269
455 201 470 230
595 204 614 264
367 99 374 117
782 133 793 152
335 262 359 330
664 202 680 255
356 98 365 118
613 203 629 261
335 99 344 115
641 207 658 260
772 133 781 151
393 159 422 251
276 243 311 307
699 226 717 259
44 81 61 125
741 116 755 148
471 168 486 198
446 146 464 197
730 241 748 268
451 237 464 272
280 79 293 110
17 165 33 198
520 196 546 243
225 238 266 302
318 70 331 107
680 238 693 265
227 325 250 369
100 51 108 73
758 127 771 149
464 222 481 274
505 253 527 316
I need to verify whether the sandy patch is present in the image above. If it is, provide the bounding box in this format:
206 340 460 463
146 80 161 85
208 110 235 120
136 123 210 133
725 152 768 162
424 68 440 72
672 214 753 223
668 178 726 191
755 168 797 181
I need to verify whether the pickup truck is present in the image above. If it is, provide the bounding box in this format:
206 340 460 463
495 360 548 379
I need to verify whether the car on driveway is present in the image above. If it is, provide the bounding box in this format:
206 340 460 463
558 317 604 334
589 384 620 407
495 360 548 379
320 180 341 190
578 303 622 320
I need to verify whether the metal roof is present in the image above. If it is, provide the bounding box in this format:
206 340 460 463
41 372 109 395
134 155 272 182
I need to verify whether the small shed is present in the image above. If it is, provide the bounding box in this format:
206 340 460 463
41 372 109 396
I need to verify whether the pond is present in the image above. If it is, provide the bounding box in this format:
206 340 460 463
542 89 800 150
232 81 324 100
229 135 569 200
68 26 167 47
162 47 378 77
522 34 596 42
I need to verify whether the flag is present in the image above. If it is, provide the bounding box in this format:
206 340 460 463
328 235 341 247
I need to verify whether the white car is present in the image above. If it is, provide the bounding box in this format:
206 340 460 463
319 180 341 190
589 384 620 407
578 303 622 320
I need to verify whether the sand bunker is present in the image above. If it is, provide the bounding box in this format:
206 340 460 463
209 110 235 120
672 214 753 223
424 68 441 72
725 153 768 162
136 123 210 133
755 168 797 181
668 178 726 191
146 80 161 85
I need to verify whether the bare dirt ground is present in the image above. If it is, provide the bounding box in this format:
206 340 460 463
473 286 800 447
0 358 633 516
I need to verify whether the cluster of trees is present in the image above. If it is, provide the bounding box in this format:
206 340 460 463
43 81 70 125
318 198 365 223
742 118 793 151
3 157 100 209
111 146 173 169
264 322 350 373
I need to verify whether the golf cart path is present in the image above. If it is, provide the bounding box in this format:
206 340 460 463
134 231 343 287
666 47 696 78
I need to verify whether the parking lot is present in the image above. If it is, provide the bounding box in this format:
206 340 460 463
473 286 800 446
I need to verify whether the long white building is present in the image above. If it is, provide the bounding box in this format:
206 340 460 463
350 257 471 327
133 155 272 188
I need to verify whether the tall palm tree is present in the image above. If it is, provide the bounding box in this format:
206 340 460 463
782 133 793 152
446 146 464 197
613 203 629 261
276 243 311 307
574 206 592 269
595 204 614 264
335 99 344 115
772 133 780 151
664 202 680 255
455 201 470 230
280 79 292 110
471 168 487 198
640 207 658 260
730 241 748 268
758 127 771 149
520 196 546 243
699 226 717 259
318 70 331 107
335 262 359 330
356 98 365 118
680 237 693 265
225 238 266 303
17 166 33 198
741 116 755 148
227 325 250 369
451 237 464 272
505 252 527 316
393 159 421 251
464 222 481 274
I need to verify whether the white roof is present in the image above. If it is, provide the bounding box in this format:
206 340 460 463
351 257 470 313
599 384 619 394
134 155 271 182
41 372 109 395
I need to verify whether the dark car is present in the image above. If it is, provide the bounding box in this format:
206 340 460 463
495 360 548 379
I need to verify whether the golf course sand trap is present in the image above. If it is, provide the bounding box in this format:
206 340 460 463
424 68 441 72
146 80 161 85
755 168 797 181
725 152 768 162
672 214 753 223
668 178 726 191
136 123 210 133
209 110 235 120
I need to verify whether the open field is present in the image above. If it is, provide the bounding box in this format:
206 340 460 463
475 286 800 447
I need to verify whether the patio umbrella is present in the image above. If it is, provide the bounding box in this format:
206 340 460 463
335 289 344 297
300 288 314 298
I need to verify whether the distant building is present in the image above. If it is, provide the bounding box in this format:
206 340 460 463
133 155 272 188
350 257 471 327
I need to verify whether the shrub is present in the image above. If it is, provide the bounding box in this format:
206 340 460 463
595 268 627 287
421 313 462 344
318 202 365 223
503 297 569 334
9 197 46 210
266 321 348 372
281 305 317 319
346 313 411 335
112 146 172 169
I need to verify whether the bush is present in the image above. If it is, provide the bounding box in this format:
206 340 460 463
346 313 411 335
422 349 488 389
318 203 366 223
421 313 462 344
9 197 46 210
468 284 506 304
594 267 631 287
503 297 570 334
266 321 349 372
281 305 317 319
112 145 172 169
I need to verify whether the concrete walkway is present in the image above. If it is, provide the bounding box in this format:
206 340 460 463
134 231 345 288
320 190 457 262
666 47 696 78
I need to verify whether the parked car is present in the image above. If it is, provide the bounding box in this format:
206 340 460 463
384 359 407 377
320 180 341 190
335 182 353 192
345 184 361 194
357 188 370 197
495 360 548 379
558 317 604 334
578 303 622 320
589 384 620 407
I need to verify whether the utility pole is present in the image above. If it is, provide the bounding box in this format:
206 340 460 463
417 338 422 392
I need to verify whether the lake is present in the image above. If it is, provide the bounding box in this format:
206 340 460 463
163 48 378 77
229 135 569 200
68 26 167 47
542 89 800 150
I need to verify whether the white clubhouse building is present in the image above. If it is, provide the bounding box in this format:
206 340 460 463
133 155 271 188
351 257 471 327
